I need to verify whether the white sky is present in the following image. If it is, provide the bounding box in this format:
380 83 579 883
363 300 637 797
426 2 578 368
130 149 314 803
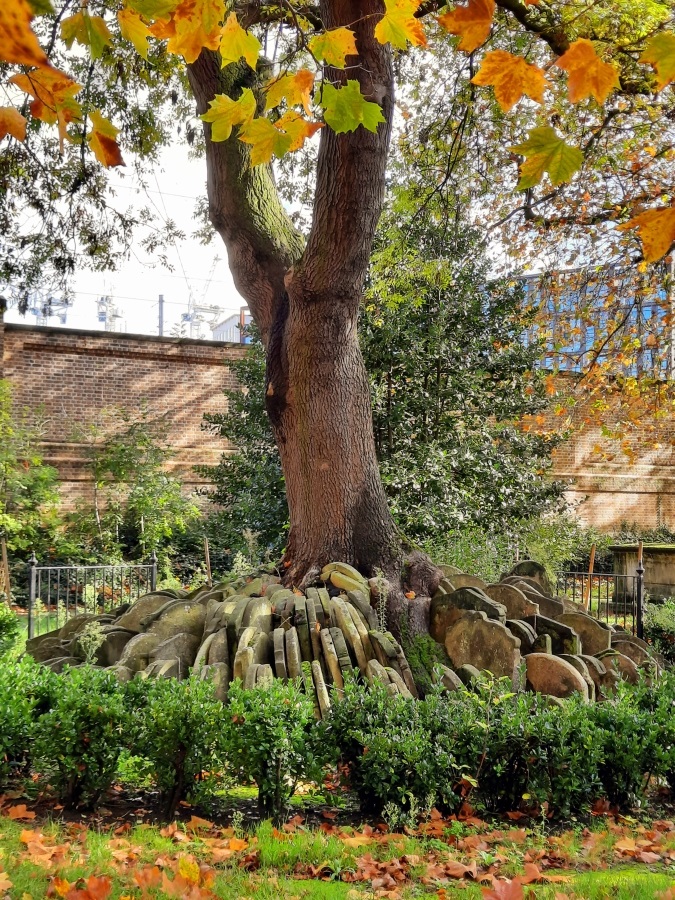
5 142 246 339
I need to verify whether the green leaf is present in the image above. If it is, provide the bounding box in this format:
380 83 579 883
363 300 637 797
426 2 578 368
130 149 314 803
125 0 181 19
61 11 113 60
510 126 583 190
27 0 54 15
320 80 385 134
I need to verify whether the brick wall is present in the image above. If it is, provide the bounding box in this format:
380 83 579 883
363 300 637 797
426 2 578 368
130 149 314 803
2 321 673 531
1 322 247 508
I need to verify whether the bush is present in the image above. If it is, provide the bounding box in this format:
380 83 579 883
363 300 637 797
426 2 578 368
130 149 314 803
33 665 127 808
0 657 54 787
128 675 225 820
645 599 675 665
225 678 326 821
328 676 461 815
0 605 20 658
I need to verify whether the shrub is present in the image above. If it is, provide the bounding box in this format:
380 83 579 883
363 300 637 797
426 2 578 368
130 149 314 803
129 675 225 820
33 665 127 808
0 657 54 787
645 599 675 665
0 605 20 658
225 678 326 821
328 676 461 815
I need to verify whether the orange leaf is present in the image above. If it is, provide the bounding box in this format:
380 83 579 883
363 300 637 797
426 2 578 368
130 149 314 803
88 110 125 168
0 106 27 141
0 0 49 67
618 205 675 262
133 865 162 891
0 871 12 892
163 0 224 63
275 111 323 152
186 815 214 831
7 804 36 820
228 837 249 852
374 0 427 50
472 49 546 111
437 0 494 52
555 38 620 104
9 66 82 148
265 69 315 115
481 879 524 899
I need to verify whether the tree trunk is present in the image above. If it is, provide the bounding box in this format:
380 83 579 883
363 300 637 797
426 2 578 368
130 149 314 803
265 290 403 587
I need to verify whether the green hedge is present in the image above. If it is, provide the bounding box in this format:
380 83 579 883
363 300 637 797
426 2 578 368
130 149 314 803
2 661 675 821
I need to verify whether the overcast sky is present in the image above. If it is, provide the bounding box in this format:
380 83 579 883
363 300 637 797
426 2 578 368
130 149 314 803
5 142 247 340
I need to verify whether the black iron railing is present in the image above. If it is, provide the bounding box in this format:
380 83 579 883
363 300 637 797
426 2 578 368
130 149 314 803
557 566 644 637
27 554 157 638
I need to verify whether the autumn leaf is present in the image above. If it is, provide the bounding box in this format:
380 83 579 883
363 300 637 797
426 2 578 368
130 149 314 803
275 111 323 151
10 65 82 146
618 204 675 262
0 0 49 67
239 116 293 166
177 854 201 883
186 815 214 831
640 32 675 91
227 836 249 852
308 27 357 68
511 126 583 189
555 38 620 104
61 10 112 59
265 69 315 115
126 0 180 18
481 878 524 900
219 12 260 69
6 803 36 820
133 865 162 891
375 0 427 50
200 88 256 141
0 871 12 892
162 0 223 63
321 80 385 134
87 110 125 167
437 0 494 53
0 106 27 141
472 50 546 111
117 8 150 59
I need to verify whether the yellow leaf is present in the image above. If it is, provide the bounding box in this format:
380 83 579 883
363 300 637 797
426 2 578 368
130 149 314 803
61 10 112 59
88 110 125 167
238 116 293 166
9 66 82 147
0 0 49 67
163 0 223 63
0 871 12 892
219 11 260 69
177 855 200 884
0 106 27 141
117 8 150 59
437 0 494 52
640 32 675 91
265 69 314 114
308 27 357 68
275 110 323 151
472 49 546 111
555 38 620 104
375 0 426 50
200 88 256 141
618 205 675 263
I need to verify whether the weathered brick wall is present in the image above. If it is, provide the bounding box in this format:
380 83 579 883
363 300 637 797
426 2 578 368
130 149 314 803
2 322 247 508
2 321 673 531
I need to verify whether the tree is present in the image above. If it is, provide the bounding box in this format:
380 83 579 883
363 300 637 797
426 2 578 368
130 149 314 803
2 0 675 625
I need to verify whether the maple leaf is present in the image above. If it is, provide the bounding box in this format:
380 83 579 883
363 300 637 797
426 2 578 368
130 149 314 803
481 878 524 900
437 0 495 53
375 0 427 50
555 38 620 104
511 126 583 189
126 0 180 17
10 65 82 146
472 50 546 111
265 69 315 115
308 27 357 68
219 12 260 69
0 0 49 67
640 32 675 91
61 11 112 59
186 815 214 831
275 111 323 151
321 80 385 134
162 0 224 64
239 116 293 166
117 8 150 59
618 205 675 262
0 106 27 141
133 865 162 890
6 803 36 820
200 88 255 141
0 871 12 892
88 110 125 167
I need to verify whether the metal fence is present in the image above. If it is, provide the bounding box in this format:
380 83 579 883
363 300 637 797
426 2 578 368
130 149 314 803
557 562 644 638
27 554 157 638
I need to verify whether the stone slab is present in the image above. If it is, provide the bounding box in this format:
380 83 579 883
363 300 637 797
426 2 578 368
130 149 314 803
525 653 589 701
557 612 612 656
444 610 521 684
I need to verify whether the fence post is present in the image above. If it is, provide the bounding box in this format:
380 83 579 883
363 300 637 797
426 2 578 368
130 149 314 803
636 540 645 640
150 551 157 592
27 552 37 640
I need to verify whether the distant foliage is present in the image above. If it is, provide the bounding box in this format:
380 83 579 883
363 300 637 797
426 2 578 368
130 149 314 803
645 599 675 665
